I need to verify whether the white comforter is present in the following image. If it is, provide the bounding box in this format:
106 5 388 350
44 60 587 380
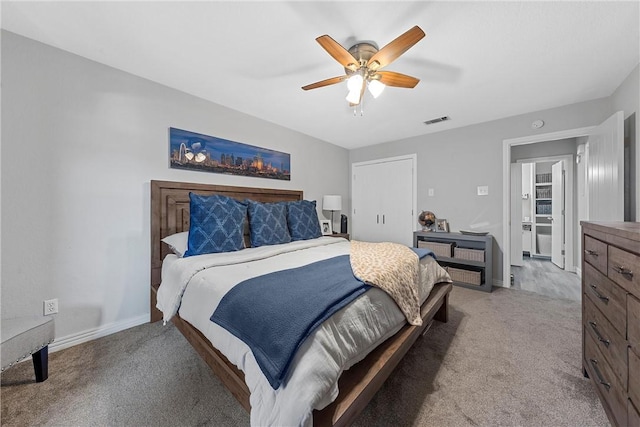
157 237 450 426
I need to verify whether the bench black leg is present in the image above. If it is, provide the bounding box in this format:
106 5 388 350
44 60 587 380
32 345 49 382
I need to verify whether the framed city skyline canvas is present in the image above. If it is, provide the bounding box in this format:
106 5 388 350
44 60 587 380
169 127 291 181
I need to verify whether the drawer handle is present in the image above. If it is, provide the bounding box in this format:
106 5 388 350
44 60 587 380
588 321 610 347
589 284 610 303
589 358 611 391
585 249 599 257
612 265 634 279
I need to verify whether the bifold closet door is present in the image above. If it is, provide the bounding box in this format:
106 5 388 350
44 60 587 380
352 158 414 246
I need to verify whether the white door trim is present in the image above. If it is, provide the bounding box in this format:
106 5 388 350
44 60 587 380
502 127 594 289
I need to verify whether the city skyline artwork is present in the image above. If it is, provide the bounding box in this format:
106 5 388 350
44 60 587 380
169 127 291 180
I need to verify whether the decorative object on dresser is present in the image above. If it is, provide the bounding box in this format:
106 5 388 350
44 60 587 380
322 195 342 232
581 221 640 427
418 210 436 232
436 218 449 232
414 231 493 292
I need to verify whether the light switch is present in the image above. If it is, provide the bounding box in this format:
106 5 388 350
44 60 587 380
477 186 489 196
428 188 434 197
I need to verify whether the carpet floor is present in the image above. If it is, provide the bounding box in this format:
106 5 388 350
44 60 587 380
1 286 608 426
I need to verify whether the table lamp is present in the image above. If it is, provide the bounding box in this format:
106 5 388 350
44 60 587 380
322 195 342 233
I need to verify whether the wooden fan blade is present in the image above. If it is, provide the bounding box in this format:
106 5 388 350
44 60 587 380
316 35 359 71
302 75 347 91
368 26 425 71
375 71 420 88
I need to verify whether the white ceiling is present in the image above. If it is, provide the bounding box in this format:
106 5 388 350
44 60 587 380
2 1 639 149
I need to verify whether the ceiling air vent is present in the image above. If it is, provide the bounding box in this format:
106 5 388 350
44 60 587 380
423 116 450 125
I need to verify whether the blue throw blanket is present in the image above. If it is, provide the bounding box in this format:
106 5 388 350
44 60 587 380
210 255 371 389
412 247 436 260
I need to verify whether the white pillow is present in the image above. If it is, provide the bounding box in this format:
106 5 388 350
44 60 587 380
161 231 188 258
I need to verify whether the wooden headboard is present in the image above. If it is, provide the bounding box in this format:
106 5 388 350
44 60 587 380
150 180 303 321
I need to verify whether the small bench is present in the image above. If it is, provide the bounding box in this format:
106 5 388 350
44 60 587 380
1 316 55 382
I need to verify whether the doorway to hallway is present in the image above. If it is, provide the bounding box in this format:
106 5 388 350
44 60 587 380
511 255 581 301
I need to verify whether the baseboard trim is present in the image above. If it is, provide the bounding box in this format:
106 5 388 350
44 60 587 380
50 314 149 353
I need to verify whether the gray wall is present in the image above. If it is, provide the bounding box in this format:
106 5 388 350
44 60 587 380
1 31 349 344
349 98 619 284
611 64 639 221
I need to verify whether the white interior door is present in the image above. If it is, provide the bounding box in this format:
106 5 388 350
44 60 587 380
380 159 414 246
551 161 564 268
352 162 381 242
587 111 624 221
352 156 416 246
510 163 523 266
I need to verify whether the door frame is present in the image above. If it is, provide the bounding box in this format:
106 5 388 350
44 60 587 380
515 155 573 264
502 127 594 288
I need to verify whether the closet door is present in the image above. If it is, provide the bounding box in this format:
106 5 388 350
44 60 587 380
379 159 414 245
352 157 415 246
352 162 384 242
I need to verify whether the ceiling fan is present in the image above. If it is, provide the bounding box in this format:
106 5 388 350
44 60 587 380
302 26 426 107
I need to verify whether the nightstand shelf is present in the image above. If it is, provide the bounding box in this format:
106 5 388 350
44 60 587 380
413 231 493 292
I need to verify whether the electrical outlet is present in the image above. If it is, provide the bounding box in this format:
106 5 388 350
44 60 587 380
44 298 58 315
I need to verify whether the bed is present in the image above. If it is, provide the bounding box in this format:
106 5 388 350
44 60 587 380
150 180 453 426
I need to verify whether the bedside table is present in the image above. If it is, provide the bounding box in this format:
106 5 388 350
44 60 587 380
328 233 349 240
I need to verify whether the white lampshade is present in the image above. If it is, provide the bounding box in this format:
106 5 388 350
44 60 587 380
367 79 385 98
345 90 361 105
346 74 363 91
322 195 342 211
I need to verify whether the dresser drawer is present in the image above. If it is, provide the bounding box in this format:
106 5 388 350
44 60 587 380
585 235 608 275
584 262 627 337
584 298 628 389
585 332 628 427
609 245 640 294
630 295 640 355
630 399 640 427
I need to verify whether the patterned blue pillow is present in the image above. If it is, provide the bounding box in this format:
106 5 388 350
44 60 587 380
247 200 291 247
286 200 322 241
184 193 247 257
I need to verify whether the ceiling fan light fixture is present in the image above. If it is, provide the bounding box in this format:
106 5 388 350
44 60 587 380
346 89 361 105
304 26 425 112
346 73 363 91
367 79 385 98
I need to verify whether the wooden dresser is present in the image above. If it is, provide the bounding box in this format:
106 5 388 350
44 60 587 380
581 221 640 426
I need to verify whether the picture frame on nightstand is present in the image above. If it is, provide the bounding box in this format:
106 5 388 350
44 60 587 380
320 219 332 235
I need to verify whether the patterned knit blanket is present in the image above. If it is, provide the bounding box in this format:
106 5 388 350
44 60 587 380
350 240 422 326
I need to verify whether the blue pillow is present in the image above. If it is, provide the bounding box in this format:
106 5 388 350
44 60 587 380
247 200 291 247
286 200 322 241
184 193 247 257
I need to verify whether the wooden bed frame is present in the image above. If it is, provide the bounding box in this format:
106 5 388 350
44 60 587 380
150 180 452 426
